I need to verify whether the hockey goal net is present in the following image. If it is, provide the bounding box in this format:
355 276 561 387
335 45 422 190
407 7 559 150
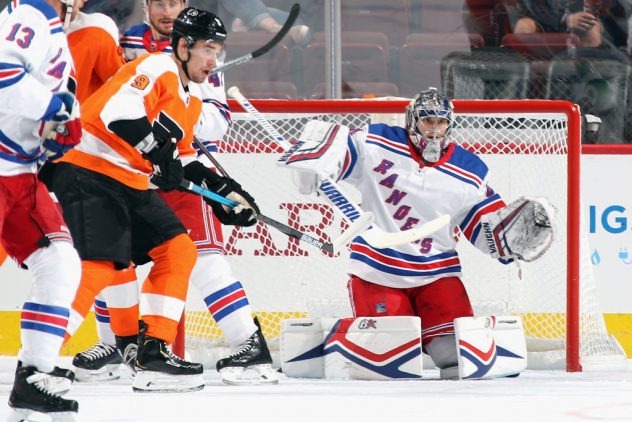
182 99 626 372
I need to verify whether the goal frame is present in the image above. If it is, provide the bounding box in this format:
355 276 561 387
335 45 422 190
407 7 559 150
175 99 583 372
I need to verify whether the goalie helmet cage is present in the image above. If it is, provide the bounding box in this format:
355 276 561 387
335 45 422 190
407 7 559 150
176 99 627 373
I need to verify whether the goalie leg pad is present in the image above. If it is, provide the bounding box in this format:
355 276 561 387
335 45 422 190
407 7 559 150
281 317 423 380
454 315 527 379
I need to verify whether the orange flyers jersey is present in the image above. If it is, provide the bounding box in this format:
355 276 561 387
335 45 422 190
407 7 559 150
66 12 124 103
60 52 203 190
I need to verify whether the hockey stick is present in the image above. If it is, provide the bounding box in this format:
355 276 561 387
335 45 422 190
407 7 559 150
212 3 300 75
180 180 367 254
227 86 451 249
190 137 372 253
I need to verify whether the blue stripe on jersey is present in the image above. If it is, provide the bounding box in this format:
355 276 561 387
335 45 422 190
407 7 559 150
50 26 63 35
10 0 59 21
459 193 503 241
0 129 41 163
434 166 481 189
446 145 489 183
203 281 243 307
365 139 410 158
0 67 25 89
203 99 231 124
350 251 462 277
213 298 249 322
369 124 409 146
122 23 149 37
341 136 359 179
354 237 459 263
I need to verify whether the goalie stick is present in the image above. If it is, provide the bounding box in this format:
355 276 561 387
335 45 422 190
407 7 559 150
180 180 370 254
211 3 300 75
227 86 451 248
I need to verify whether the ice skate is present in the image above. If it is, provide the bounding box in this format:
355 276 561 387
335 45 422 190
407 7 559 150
216 319 278 385
116 334 138 377
132 336 204 392
7 365 78 422
16 361 74 396
72 341 123 382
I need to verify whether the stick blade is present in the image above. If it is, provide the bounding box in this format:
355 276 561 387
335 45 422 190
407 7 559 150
362 214 450 249
331 212 374 253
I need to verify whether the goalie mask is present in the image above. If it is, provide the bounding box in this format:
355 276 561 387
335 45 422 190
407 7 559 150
406 88 454 163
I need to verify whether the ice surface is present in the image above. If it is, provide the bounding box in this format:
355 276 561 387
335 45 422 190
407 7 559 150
0 357 631 422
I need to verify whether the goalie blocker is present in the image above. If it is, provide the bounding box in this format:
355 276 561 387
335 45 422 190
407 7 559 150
280 316 526 380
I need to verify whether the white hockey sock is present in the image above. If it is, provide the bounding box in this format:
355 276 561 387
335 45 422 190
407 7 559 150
19 241 81 372
94 294 116 346
190 253 256 347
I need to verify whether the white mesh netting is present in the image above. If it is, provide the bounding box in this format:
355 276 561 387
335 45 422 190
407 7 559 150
183 99 626 370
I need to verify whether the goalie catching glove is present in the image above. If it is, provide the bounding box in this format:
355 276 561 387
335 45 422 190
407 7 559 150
278 120 350 195
480 196 555 262
184 160 259 226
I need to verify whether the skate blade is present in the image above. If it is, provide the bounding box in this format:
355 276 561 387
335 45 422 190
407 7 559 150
74 364 121 382
132 370 204 393
7 407 78 422
220 364 279 385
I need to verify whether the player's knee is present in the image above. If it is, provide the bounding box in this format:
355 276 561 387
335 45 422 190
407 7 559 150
191 253 233 290
24 241 81 306
155 233 197 274
425 335 459 378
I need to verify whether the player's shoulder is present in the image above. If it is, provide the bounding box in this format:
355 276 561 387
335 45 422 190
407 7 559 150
362 123 410 157
68 12 119 41
136 52 178 78
4 0 62 34
443 144 489 186
122 23 150 38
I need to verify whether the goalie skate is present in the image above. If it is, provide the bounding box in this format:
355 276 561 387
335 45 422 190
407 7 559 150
216 319 279 385
72 342 123 382
8 366 78 422
132 336 204 393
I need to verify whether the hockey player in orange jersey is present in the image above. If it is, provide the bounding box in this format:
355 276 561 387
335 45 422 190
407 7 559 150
50 7 259 392
73 0 278 385
65 0 124 103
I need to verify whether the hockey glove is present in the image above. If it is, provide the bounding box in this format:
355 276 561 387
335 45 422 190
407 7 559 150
146 139 183 192
41 92 82 160
184 161 259 226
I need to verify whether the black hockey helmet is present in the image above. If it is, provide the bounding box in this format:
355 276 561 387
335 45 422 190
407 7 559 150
171 7 227 52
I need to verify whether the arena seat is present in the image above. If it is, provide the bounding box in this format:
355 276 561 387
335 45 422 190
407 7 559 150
224 32 293 84
229 81 298 99
341 0 411 46
302 42 389 95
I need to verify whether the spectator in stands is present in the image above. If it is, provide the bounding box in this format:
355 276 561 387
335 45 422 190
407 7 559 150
513 0 602 47
189 0 311 45
513 0 632 49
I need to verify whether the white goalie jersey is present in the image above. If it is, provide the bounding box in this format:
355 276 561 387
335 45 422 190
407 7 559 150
340 124 507 289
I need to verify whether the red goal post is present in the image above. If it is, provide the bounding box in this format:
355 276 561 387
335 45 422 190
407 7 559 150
178 99 625 373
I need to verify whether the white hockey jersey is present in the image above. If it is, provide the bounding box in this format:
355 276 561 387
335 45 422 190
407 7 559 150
342 124 506 289
0 0 74 175
120 23 231 148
